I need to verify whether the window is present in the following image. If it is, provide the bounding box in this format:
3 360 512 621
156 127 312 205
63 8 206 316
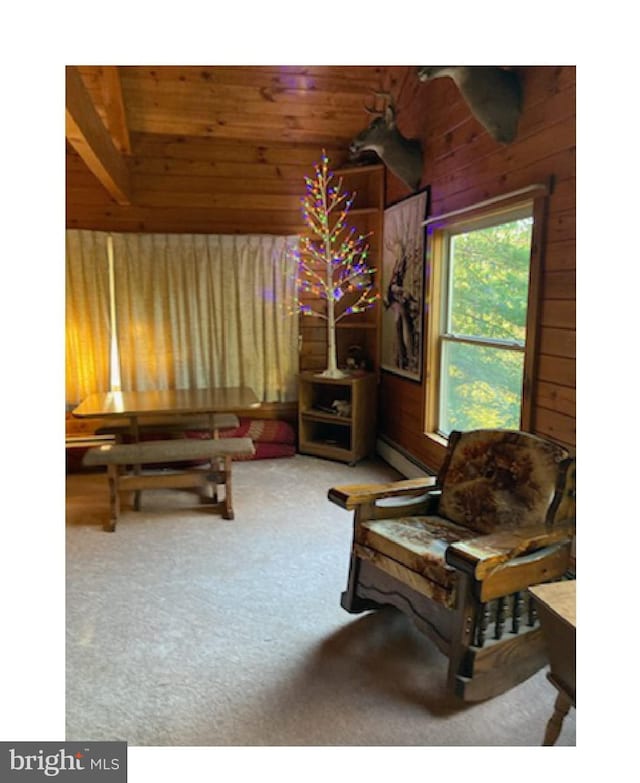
426 198 543 440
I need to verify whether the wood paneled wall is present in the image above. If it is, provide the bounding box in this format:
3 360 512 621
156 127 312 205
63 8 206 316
66 138 349 235
378 66 576 470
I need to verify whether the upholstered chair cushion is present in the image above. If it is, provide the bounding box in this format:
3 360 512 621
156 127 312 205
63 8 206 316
356 516 478 608
438 430 571 534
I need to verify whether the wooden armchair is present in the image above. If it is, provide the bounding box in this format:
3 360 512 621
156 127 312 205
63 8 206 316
328 429 576 702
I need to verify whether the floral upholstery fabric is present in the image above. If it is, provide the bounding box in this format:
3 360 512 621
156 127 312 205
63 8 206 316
357 516 478 608
437 430 572 534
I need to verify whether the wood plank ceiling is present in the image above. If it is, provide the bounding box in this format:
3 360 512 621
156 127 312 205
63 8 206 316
66 65 391 235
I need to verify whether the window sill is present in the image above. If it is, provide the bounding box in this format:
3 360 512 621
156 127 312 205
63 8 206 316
425 431 449 449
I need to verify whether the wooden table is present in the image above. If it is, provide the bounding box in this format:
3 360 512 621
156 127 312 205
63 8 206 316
529 580 576 746
72 387 261 436
72 387 260 522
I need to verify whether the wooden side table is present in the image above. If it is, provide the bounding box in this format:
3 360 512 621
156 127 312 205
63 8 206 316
297 371 377 464
529 580 576 746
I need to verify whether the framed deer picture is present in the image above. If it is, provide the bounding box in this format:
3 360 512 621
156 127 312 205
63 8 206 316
381 187 430 381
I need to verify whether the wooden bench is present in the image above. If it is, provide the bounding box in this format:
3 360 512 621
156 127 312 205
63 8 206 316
95 412 240 439
66 433 117 449
83 436 255 531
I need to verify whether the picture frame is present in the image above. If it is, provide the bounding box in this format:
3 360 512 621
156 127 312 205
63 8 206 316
380 187 430 381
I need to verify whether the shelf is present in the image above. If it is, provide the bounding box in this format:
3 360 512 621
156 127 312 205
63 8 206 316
334 163 385 177
336 322 377 330
301 409 352 425
299 440 354 462
348 207 381 217
299 370 361 384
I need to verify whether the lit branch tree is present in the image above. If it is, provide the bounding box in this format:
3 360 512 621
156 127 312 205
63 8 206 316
295 151 378 378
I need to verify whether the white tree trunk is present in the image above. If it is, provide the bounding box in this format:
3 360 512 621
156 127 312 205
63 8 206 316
320 296 347 378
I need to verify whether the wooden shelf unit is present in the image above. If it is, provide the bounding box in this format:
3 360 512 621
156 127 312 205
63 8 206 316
298 371 377 465
336 164 384 377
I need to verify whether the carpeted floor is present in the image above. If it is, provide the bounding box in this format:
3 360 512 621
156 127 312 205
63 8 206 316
66 454 576 746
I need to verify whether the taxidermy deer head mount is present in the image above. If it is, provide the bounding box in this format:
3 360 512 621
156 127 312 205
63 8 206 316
349 91 423 191
417 66 522 143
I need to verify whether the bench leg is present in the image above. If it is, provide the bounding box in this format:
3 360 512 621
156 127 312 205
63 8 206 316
133 470 142 511
222 455 234 520
202 453 218 503
106 465 120 532
130 416 143 511
211 426 220 503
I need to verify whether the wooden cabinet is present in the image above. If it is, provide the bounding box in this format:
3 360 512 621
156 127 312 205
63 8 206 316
298 371 377 464
299 163 385 376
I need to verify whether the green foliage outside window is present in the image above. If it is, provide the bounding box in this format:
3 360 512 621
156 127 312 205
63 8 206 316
440 217 533 434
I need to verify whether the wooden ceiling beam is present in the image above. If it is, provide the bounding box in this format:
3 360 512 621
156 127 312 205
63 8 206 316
100 66 132 155
65 66 132 205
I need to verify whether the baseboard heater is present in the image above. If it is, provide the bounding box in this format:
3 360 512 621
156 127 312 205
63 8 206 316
375 437 434 479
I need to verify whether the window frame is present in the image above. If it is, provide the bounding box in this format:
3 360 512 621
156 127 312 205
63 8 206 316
424 191 547 445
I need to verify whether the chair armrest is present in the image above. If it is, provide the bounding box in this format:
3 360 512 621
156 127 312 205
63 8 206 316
446 521 576 581
328 476 438 511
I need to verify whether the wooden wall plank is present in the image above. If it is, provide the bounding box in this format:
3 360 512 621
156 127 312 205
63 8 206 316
539 327 576 358
536 382 576 417
132 189 302 211
130 158 314 183
131 172 307 197
537 355 576 387
545 240 576 271
544 269 576 300
123 84 372 119
129 135 346 165
534 407 576 447
540 299 576 329
120 65 386 93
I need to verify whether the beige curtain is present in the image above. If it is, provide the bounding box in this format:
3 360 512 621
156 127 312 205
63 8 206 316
112 232 300 402
65 230 111 404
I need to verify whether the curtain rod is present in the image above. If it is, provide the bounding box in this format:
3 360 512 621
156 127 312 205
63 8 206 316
422 183 548 226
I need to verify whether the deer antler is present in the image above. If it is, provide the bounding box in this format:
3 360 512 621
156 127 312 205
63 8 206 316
364 90 395 115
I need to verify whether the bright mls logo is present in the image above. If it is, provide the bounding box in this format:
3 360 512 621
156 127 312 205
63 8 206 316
1 742 126 781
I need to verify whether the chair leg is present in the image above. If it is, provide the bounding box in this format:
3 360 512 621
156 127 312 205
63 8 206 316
446 572 478 696
340 553 385 613
341 505 384 613
543 688 573 746
341 552 362 611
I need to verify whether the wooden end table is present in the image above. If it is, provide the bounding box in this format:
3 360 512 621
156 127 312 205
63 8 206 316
529 580 576 746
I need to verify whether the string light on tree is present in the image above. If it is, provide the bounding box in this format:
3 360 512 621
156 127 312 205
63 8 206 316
294 151 378 378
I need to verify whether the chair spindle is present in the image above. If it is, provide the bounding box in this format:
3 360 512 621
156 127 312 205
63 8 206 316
494 597 506 639
527 595 537 627
511 591 523 634
476 603 490 647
